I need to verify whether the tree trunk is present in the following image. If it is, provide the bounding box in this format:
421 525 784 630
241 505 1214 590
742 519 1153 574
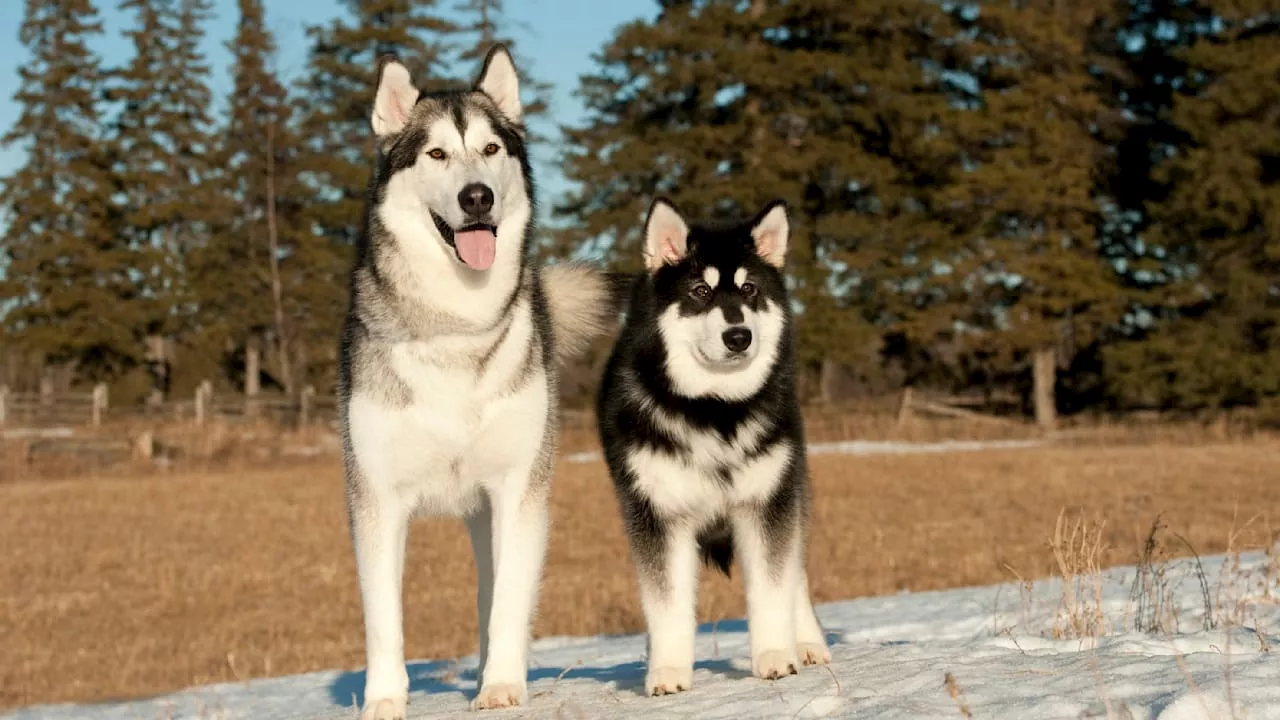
145 334 168 406
818 358 840 405
265 119 293 396
1033 347 1057 430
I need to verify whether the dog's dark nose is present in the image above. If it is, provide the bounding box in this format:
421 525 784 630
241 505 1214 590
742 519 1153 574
722 327 752 353
458 183 494 218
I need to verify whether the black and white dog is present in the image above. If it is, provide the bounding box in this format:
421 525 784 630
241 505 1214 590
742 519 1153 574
596 197 831 696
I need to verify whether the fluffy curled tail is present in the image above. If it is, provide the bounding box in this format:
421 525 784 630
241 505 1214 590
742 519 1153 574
541 262 636 363
697 518 735 577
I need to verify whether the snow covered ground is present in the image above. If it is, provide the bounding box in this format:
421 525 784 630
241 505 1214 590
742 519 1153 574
8 548 1277 720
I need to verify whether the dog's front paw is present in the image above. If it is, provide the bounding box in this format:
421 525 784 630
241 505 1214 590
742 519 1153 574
360 697 407 720
797 641 831 666
752 649 799 680
645 665 694 696
472 682 527 710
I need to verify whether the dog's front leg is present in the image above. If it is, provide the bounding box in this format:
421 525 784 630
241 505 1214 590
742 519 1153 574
634 520 699 695
465 496 495 680
349 479 412 720
793 567 831 666
471 474 550 710
732 504 801 681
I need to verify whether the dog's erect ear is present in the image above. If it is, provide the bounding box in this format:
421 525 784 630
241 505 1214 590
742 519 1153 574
643 198 690 272
474 44 523 125
372 56 419 137
750 200 790 268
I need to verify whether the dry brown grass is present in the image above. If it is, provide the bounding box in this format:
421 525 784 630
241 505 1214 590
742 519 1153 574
1048 510 1111 639
0 419 340 484
2 439 1279 709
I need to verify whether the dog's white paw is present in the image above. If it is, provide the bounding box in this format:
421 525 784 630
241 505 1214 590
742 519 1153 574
752 649 799 680
360 697 407 720
645 665 694 696
797 641 832 666
472 682 527 710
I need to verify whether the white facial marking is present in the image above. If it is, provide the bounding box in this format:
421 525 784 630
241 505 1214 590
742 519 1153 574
734 267 747 287
702 267 720 288
382 110 528 254
374 104 531 321
656 299 785 401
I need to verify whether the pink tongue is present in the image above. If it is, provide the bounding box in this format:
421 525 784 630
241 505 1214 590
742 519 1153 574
454 229 497 270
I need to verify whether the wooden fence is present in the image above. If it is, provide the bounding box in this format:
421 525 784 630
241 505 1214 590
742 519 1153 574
894 387 1027 427
0 383 338 430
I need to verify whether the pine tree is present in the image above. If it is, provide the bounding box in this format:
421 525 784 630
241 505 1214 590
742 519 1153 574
0 0 140 378
1104 0 1280 414
556 0 962 396
110 0 219 331
189 0 296 392
282 1 457 390
451 0 552 130
884 0 1128 425
294 0 457 250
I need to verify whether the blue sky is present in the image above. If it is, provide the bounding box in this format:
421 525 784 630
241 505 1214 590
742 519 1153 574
0 0 653 223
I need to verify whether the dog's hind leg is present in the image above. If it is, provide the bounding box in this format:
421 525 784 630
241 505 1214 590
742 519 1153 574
465 496 495 680
471 470 550 710
732 503 801 682
348 479 412 720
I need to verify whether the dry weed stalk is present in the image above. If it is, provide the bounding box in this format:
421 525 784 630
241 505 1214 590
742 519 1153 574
996 562 1036 636
1129 515 1182 635
1049 509 1110 639
1210 510 1278 631
943 672 974 719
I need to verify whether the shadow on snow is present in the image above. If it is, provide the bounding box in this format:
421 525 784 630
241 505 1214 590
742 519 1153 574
327 618 843 708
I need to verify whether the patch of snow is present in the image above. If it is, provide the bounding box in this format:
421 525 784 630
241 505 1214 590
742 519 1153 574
805 439 1042 456
7 550 1277 720
564 438 1042 465
1 426 76 441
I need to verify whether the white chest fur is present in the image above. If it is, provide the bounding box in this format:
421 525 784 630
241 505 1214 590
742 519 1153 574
625 409 793 523
347 305 549 517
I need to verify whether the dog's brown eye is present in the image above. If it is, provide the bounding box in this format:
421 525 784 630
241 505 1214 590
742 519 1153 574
484 143 501 156
428 148 446 160
740 282 757 298
691 284 712 300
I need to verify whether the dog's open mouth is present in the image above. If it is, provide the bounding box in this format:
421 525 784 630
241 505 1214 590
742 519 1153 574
431 212 498 271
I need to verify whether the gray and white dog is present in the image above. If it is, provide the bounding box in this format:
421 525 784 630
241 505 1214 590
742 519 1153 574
596 198 831 696
338 45 622 719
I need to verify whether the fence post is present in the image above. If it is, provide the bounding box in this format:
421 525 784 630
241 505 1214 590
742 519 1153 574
896 387 913 427
195 380 214 425
40 374 53 407
300 385 315 427
0 385 7 425
91 383 109 426
245 343 261 420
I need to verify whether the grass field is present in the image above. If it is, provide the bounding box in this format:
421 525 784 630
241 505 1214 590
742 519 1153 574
2 439 1279 710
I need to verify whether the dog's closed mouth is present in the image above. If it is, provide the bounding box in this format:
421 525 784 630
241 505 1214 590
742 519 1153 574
431 212 498 271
